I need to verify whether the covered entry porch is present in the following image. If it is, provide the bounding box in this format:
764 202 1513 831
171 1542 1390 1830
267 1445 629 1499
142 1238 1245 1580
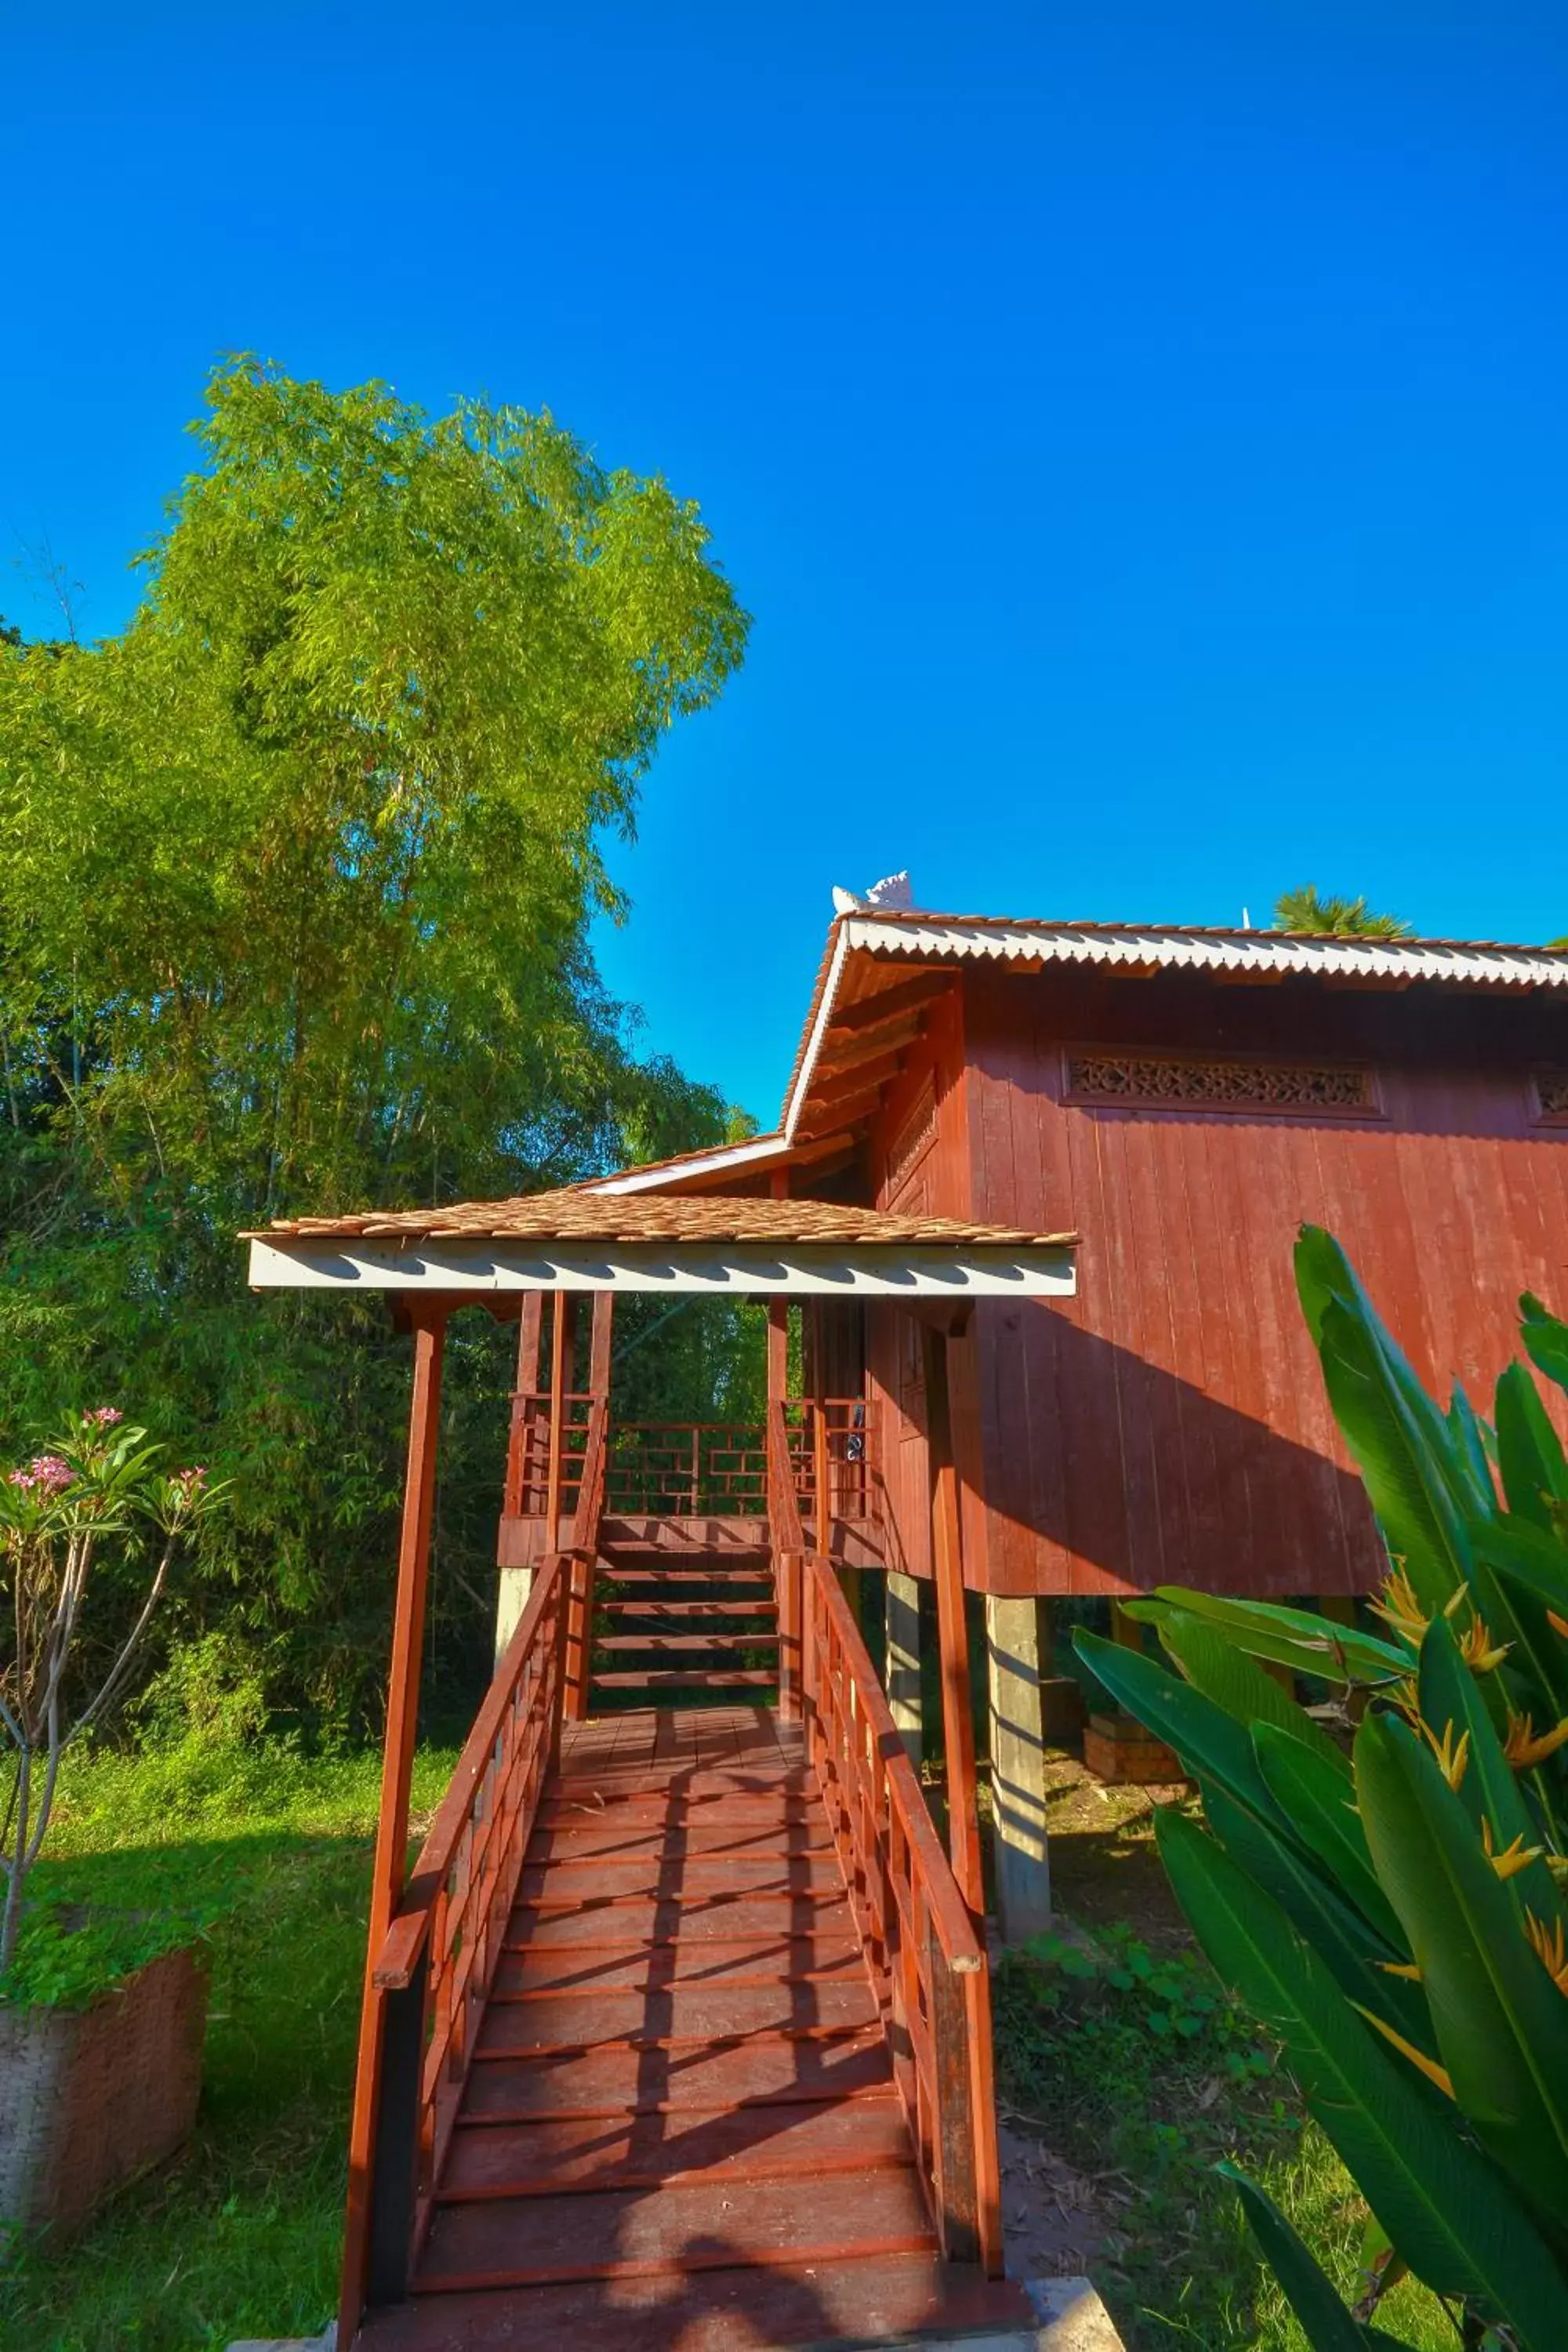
247 1189 1075 2349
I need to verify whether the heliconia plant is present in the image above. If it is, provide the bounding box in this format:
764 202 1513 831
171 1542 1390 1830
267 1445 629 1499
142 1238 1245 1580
1076 1226 1568 2351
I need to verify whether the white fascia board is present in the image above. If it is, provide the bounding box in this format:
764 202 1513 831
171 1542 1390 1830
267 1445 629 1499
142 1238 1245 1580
590 1135 793 1193
782 923 852 1139
248 1234 1076 1300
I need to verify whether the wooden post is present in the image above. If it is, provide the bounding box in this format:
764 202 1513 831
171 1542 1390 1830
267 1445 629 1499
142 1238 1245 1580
588 1288 614 1402
813 1397 831 1553
921 1320 984 1920
767 1298 789 1403
495 1294 544 1662
339 1308 447 2342
544 1291 574 1552
777 1547 804 1723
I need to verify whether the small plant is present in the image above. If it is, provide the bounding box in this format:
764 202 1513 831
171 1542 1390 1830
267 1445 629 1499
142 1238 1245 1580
0 1408 222 1981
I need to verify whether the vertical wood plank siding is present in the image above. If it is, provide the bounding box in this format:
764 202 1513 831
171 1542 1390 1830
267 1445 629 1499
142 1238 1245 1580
873 964 1568 1600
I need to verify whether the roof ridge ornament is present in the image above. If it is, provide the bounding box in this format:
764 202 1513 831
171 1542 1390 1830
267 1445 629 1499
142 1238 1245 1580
831 869 914 916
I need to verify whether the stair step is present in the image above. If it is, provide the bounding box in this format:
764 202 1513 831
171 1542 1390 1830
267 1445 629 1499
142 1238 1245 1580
600 1600 776 1617
360 2252 1036 2350
528 1821 829 1861
414 2165 937 2292
598 1634 779 1653
481 1979 878 2049
599 1569 775 1586
437 2089 909 2198
495 1937 866 1994
462 2025 891 2118
592 1670 778 1689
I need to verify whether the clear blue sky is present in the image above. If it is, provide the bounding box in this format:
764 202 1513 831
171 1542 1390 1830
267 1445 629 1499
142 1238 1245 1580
5 5 1566 1125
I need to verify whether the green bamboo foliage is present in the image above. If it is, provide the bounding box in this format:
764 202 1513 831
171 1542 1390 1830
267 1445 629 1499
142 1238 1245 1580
1076 1227 1568 2349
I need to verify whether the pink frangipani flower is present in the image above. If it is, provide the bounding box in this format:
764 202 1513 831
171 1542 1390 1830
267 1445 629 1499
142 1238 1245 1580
84 1406 124 1428
9 1454 75 1496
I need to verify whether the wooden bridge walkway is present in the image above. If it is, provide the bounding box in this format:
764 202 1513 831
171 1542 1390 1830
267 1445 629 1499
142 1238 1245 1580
359 1704 1034 2348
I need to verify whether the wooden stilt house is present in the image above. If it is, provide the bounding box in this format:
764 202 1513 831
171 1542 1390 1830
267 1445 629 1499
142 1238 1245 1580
244 902 1568 2344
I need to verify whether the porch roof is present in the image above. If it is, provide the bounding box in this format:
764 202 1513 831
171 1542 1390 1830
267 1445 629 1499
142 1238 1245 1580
245 1186 1078 1300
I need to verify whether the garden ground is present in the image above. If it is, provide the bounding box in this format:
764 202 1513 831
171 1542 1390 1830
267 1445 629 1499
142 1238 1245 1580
2 1738 1462 2352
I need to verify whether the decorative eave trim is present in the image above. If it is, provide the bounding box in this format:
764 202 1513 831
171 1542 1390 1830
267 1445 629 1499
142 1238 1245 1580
247 1233 1077 1300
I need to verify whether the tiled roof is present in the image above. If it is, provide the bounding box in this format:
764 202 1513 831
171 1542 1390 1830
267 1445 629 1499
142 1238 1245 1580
250 1187 1075 1251
780 912 1568 1130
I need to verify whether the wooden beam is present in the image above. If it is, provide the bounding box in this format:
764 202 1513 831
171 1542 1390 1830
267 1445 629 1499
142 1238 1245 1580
796 1086 884 1138
768 1298 789 1405
817 1015 923 1074
810 1047 906 1106
339 1307 447 2341
829 969 954 1034
921 1322 984 1918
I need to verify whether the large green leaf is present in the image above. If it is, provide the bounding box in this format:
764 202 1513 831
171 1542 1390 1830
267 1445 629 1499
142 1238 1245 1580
1356 1711 1568 2231
1294 1225 1480 1610
1415 1614 1563 1923
1251 1723 1406 1951
1521 1292 1568 1401
1216 2165 1418 2351
1465 1513 1568 1720
1156 1807 1568 2338
1496 1363 1568 1532
1075 1632 1290 1833
1122 1586 1410 1686
1204 1783 1433 2055
1157 1608 1346 1768
1316 1294 1472 1614
1445 1385 1497 1514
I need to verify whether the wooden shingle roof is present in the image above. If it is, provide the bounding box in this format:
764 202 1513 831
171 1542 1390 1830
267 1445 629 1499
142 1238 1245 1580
249 1189 1074 1251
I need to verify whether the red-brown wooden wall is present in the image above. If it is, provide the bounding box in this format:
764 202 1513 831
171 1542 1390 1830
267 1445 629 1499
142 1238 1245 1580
863 963 1568 1599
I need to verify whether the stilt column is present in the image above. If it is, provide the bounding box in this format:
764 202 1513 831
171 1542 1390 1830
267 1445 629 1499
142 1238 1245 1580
885 1570 924 1767
984 1595 1053 1943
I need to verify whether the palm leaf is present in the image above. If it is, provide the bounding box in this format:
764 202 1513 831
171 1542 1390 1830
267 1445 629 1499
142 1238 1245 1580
1217 2165 1418 2350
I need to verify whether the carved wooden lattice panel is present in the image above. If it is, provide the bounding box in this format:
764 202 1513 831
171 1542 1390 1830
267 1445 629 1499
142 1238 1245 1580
1534 1073 1568 1123
1065 1051 1376 1114
884 1078 938 1193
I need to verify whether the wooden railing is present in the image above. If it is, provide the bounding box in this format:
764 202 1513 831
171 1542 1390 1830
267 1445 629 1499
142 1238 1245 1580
604 1420 770 1516
800 1552 1004 2277
766 1399 806 1719
786 1397 880 1535
504 1388 593 1520
361 1552 570 2299
563 1397 608 1720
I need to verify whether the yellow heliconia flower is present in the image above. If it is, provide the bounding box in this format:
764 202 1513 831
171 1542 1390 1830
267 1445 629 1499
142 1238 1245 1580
1353 2004 1455 2099
1370 1568 1428 1645
1503 1711 1568 1772
1549 1610 1568 1642
1481 1817 1544 1882
1526 1911 1568 1997
1457 1613 1510 1675
1378 1959 1424 1982
1418 1718 1471 1791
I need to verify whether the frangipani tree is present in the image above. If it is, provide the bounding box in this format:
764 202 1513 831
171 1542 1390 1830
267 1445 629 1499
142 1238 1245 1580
0 1410 221 1977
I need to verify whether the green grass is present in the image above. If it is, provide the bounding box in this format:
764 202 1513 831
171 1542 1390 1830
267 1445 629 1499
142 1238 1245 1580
1 1739 456 2352
993 1928 1463 2350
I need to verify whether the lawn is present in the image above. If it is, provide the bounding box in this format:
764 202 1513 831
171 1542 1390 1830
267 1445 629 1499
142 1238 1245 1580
0 1739 455 2352
3 1738 1465 2352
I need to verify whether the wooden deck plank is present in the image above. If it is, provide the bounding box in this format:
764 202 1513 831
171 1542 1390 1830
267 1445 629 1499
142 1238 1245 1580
359 2250 1035 2349
478 1980 879 2048
414 2169 939 2290
508 1893 855 1945
437 2092 911 2197
462 2029 894 2117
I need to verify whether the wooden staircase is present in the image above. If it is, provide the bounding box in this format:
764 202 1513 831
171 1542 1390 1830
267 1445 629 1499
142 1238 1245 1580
358 1704 1035 2349
591 1523 780 1704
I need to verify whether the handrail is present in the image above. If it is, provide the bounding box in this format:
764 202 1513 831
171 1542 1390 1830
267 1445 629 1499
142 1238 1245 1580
800 1552 1004 2276
766 1398 805 1555
366 1550 570 2285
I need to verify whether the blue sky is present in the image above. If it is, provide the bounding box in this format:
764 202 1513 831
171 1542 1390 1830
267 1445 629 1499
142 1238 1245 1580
5 5 1566 1124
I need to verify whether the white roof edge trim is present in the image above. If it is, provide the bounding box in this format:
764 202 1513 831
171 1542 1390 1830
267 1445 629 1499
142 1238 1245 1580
590 1136 792 1194
782 923 851 1138
247 1235 1076 1301
840 915 1568 986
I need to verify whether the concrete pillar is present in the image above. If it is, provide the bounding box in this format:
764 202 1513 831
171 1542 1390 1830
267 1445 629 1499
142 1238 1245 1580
885 1570 924 1767
494 1565 533 1665
985 1594 1053 1943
